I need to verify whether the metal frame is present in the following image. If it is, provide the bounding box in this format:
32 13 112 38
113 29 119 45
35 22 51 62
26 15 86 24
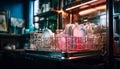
106 0 114 69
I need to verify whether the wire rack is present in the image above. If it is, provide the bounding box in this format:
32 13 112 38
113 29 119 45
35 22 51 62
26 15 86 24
30 32 106 52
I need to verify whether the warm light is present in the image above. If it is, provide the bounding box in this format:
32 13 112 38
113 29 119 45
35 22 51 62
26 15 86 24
79 8 96 16
66 0 98 11
84 19 88 22
57 10 64 14
79 5 106 16
80 5 89 9
95 5 106 10
52 9 64 14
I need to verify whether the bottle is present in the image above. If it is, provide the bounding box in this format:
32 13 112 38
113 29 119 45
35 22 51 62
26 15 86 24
22 27 25 34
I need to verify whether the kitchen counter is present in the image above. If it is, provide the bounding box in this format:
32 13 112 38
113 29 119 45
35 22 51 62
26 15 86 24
1 49 105 69
2 49 103 60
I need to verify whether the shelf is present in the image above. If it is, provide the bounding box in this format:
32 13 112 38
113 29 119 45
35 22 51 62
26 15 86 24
0 33 22 37
64 0 106 13
114 13 120 16
64 0 83 9
64 0 98 10
34 19 57 23
34 9 57 18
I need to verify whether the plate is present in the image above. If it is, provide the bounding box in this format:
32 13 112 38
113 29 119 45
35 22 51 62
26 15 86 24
41 28 53 38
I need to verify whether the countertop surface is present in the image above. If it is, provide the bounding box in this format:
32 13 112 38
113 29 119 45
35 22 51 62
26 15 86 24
1 49 106 69
2 49 104 62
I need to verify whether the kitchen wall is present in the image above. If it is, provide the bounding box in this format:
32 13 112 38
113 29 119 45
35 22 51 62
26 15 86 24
0 0 33 49
0 0 34 33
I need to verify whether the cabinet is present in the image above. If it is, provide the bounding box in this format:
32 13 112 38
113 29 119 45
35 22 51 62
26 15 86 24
61 0 107 53
0 34 29 49
34 0 60 32
31 0 107 55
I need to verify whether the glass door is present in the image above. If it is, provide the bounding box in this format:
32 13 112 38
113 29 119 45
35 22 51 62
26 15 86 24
113 0 120 69
113 0 120 56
